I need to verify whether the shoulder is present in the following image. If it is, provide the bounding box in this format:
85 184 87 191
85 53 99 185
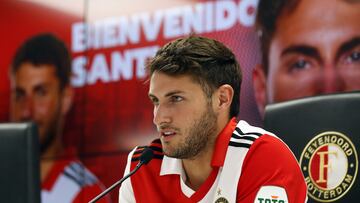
237 120 299 177
44 159 102 189
235 122 307 202
235 120 294 164
42 159 109 203
130 139 164 164
244 134 298 169
119 139 165 203
68 160 110 202
63 160 101 187
124 138 165 176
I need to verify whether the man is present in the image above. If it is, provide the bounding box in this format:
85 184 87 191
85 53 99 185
119 36 307 202
10 34 110 203
253 0 360 116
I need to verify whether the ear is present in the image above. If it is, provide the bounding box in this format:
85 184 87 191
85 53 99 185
214 84 234 113
252 64 267 118
60 85 74 115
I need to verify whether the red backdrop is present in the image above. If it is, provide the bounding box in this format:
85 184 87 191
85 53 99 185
0 0 262 202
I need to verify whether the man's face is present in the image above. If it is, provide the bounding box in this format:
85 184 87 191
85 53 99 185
148 72 218 159
10 63 65 152
266 0 360 103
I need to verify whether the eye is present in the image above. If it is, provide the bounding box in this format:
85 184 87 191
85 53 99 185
149 96 159 106
170 95 183 103
14 90 25 101
345 51 360 64
289 59 311 72
35 87 47 97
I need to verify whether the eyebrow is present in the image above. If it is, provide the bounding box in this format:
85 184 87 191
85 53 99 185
148 90 185 99
14 82 51 93
164 90 184 97
33 83 48 92
281 44 322 63
336 37 360 61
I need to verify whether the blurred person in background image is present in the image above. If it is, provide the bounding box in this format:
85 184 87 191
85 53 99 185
119 35 307 203
9 33 111 203
253 0 360 116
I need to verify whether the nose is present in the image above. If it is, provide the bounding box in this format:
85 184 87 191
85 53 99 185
153 104 171 126
320 63 345 94
21 97 34 121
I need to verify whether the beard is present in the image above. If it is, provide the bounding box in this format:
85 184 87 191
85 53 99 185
40 106 62 156
163 103 218 159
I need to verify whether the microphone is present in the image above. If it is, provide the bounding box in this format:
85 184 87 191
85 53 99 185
88 147 154 203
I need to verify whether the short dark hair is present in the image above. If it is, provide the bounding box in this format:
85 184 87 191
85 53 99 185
147 35 242 118
255 0 299 75
11 33 71 89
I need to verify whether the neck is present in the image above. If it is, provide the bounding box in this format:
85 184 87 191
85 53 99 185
182 145 214 190
182 116 230 190
40 134 63 182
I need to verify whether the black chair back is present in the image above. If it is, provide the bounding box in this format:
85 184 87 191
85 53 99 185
264 91 360 203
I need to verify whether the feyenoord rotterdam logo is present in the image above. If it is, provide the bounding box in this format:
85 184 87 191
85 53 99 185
300 131 358 202
215 197 229 203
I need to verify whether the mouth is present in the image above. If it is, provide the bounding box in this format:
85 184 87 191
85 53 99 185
159 128 178 141
161 131 176 137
